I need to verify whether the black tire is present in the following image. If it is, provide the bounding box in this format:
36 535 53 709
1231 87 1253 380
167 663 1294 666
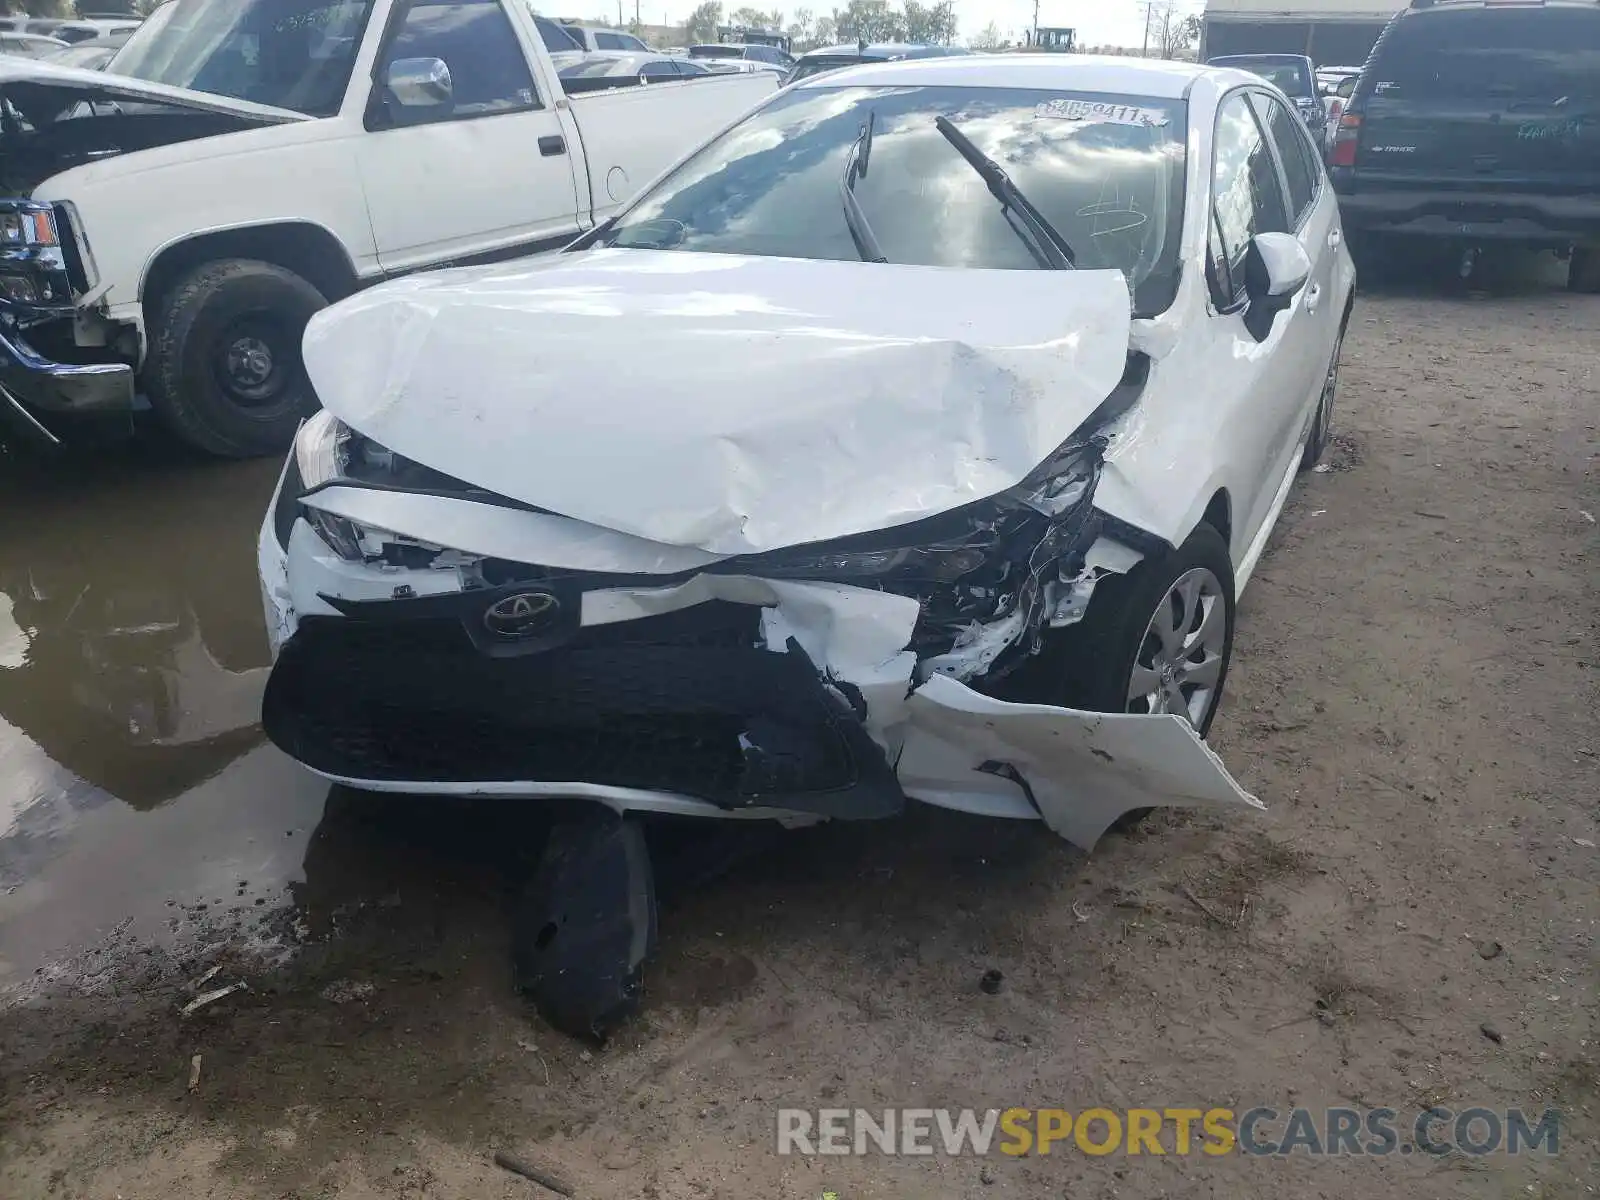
1300 324 1344 471
145 259 327 458
1571 248 1600 295
995 523 1237 832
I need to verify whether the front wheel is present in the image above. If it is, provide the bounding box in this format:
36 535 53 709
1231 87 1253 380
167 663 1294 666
1002 523 1237 736
145 259 328 458
995 523 1237 833
1301 326 1343 471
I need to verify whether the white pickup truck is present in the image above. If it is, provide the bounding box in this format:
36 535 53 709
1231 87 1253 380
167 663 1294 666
0 0 776 456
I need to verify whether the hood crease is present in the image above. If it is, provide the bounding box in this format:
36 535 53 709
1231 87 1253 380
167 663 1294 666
303 249 1134 556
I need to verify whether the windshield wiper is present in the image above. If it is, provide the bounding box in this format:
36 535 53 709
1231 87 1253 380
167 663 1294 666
840 110 888 264
933 115 1076 270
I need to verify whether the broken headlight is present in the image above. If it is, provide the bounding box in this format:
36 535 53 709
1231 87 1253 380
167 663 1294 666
292 410 465 561
741 443 1102 591
751 542 991 582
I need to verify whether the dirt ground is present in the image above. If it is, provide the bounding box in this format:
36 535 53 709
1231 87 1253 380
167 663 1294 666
1 251 1595 1199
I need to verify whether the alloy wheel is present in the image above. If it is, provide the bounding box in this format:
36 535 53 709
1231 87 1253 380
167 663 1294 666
1126 566 1229 729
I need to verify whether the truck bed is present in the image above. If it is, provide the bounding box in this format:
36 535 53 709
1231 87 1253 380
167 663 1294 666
567 72 779 221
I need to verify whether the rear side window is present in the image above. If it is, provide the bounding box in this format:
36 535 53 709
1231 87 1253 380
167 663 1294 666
1369 7 1600 100
1252 92 1320 228
1211 92 1290 304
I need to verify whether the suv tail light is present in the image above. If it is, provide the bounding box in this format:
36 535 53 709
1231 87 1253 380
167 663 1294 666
1329 111 1362 167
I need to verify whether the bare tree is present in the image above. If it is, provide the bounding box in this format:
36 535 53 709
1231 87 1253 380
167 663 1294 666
1144 1 1201 60
729 5 783 29
968 19 1006 51
787 6 815 46
833 0 904 43
904 0 956 44
684 0 723 42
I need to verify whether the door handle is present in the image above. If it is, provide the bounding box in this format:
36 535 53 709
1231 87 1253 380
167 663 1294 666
1306 283 1322 313
538 135 566 157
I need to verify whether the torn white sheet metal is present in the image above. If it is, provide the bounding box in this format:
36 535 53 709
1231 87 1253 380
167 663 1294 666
302 248 1133 556
897 675 1263 850
584 575 922 749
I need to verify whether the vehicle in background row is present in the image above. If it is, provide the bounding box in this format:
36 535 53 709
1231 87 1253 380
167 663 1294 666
1316 65 1361 92
0 32 68 57
782 41 971 85
532 14 585 61
558 51 713 92
1330 0 1600 292
557 22 651 53
258 55 1353 1036
0 0 778 458
1318 67 1361 148
50 18 143 43
686 42 792 74
45 32 132 70
1206 53 1324 133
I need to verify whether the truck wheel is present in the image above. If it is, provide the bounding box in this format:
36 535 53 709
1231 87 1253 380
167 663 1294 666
1570 248 1600 295
146 259 327 458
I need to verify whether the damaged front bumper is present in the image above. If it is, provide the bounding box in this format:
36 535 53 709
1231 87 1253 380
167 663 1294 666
0 319 135 444
0 200 134 445
259 466 1262 851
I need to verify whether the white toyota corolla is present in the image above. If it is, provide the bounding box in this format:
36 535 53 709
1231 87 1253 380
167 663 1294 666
258 55 1354 1031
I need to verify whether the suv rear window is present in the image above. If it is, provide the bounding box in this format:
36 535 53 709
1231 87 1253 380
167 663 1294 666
1370 6 1600 100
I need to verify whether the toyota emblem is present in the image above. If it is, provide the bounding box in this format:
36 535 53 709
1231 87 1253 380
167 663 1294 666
483 591 560 638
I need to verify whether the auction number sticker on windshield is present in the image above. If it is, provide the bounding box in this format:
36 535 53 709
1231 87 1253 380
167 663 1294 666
1035 98 1170 127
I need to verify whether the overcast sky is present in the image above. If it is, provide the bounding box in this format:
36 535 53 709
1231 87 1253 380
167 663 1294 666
602 0 1194 48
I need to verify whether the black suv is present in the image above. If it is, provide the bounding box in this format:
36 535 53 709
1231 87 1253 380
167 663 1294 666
1329 0 1600 291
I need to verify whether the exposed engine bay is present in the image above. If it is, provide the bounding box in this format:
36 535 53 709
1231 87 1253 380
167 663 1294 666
0 68 296 195
0 97 266 195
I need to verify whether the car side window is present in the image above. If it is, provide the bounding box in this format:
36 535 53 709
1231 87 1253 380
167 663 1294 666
1211 92 1290 305
375 0 539 128
1251 93 1319 228
595 31 626 49
640 59 678 80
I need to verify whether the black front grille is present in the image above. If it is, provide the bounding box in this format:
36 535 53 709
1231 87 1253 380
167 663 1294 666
262 603 903 819
52 204 89 295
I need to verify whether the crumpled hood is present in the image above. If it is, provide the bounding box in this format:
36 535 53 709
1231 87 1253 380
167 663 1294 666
303 249 1132 556
0 59 307 124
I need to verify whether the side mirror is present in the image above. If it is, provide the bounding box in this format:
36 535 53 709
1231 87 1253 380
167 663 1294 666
386 56 452 108
1242 232 1311 341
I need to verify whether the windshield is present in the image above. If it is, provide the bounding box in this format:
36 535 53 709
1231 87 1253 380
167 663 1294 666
109 0 373 117
598 84 1187 315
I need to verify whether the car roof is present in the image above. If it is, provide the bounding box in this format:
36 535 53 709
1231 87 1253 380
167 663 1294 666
797 41 966 59
792 53 1215 98
1209 52 1311 65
